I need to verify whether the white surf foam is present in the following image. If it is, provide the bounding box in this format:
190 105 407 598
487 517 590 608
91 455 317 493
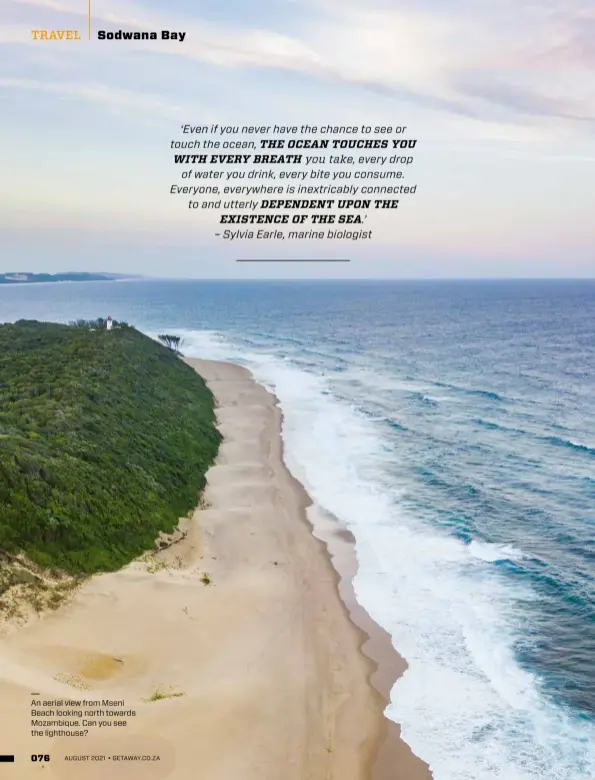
467 541 526 563
177 329 595 780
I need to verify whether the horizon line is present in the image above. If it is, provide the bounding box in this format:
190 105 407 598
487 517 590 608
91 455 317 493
3 275 595 283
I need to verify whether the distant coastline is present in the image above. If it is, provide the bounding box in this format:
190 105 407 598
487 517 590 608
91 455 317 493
0 272 140 285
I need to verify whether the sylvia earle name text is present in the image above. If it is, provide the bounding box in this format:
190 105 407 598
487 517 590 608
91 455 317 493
97 30 187 41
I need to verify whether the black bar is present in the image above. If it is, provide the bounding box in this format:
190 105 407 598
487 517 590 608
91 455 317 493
0 755 15 762
236 257 351 263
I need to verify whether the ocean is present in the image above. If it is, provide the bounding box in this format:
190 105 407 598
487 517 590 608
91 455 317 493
2 278 594 780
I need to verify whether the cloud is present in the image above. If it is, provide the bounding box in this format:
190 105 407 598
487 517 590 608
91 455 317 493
307 1 595 126
5 0 595 133
520 8 595 71
0 77 187 119
452 79 595 123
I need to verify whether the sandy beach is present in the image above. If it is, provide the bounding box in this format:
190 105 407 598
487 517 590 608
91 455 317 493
0 359 431 780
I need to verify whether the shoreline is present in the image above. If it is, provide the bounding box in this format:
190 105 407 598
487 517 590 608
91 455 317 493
306 504 430 780
188 358 431 780
269 380 433 780
0 357 431 779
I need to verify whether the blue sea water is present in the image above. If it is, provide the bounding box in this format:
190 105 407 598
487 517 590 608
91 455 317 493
2 279 595 780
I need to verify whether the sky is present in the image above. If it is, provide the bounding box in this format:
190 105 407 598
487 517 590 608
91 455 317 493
0 0 594 278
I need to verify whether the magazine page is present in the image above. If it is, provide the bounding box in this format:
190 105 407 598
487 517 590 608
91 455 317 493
1 2 594 779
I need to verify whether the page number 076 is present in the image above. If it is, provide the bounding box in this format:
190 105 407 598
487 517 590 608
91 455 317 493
31 754 50 762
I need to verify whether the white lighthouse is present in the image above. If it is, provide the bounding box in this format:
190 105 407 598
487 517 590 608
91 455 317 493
106 316 113 331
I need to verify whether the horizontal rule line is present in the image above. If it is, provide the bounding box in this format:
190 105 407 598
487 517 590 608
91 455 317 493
236 257 351 263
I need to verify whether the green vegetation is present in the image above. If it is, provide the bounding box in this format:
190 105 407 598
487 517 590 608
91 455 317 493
143 687 185 702
158 334 183 353
0 320 221 575
70 317 128 329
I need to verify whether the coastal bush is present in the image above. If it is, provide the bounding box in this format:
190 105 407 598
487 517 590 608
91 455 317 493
0 320 221 575
69 318 130 329
158 334 183 353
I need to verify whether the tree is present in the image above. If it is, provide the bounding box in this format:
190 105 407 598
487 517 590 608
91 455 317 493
158 334 183 354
